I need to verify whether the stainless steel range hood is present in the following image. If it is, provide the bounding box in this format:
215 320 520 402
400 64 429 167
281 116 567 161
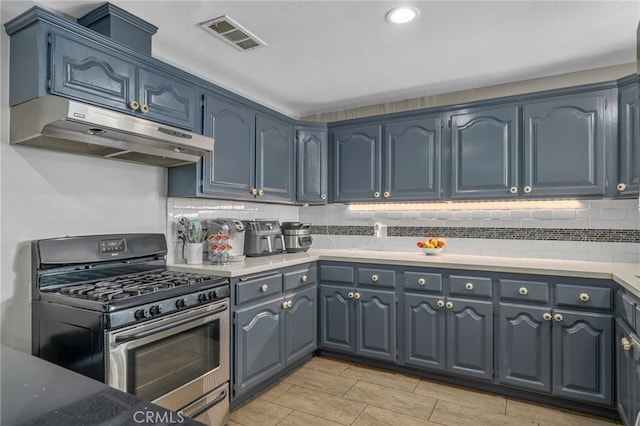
10 96 213 167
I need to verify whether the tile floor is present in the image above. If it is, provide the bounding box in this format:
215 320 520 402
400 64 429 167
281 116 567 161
229 356 621 426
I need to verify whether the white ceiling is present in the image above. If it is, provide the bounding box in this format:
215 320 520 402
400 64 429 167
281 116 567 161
2 1 639 118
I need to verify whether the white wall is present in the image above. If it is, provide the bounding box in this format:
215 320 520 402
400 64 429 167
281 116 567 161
0 25 167 352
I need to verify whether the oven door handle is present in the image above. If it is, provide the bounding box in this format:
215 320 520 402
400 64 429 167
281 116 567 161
115 304 228 343
181 388 228 419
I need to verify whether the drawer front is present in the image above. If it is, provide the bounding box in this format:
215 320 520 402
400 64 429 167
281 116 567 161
284 265 317 291
404 272 443 293
555 283 613 310
636 305 640 334
449 275 492 298
616 291 636 328
236 274 283 305
319 264 354 283
500 279 549 303
358 268 396 288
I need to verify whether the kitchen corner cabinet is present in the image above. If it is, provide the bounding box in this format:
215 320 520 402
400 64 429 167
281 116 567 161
450 106 519 199
522 92 609 197
50 33 198 131
331 116 442 203
296 126 328 204
617 81 640 198
200 94 294 202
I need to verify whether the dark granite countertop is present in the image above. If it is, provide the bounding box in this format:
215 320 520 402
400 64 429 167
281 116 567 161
0 345 204 426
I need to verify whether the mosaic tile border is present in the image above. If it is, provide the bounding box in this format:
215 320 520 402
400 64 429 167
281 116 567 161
309 225 640 243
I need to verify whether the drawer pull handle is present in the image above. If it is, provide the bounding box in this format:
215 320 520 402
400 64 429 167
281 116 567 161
436 300 445 308
554 313 563 322
354 292 361 299
465 282 474 291
518 287 528 296
579 293 590 302
260 284 269 293
543 312 552 321
348 292 355 299
617 183 627 192
140 103 150 113
418 278 426 286
523 186 532 194
129 100 140 111
371 274 379 282
621 337 632 351
301 275 308 283
445 301 453 309
509 186 518 194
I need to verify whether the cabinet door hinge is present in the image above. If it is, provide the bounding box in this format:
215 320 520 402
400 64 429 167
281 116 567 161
493 368 498 378
295 130 300 141
47 79 51 89
47 34 52 45
604 99 608 109
448 118 452 128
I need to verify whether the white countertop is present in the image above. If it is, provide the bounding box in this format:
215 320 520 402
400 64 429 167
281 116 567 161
168 249 640 298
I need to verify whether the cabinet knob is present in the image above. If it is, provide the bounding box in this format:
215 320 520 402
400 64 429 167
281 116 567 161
465 282 474 291
320 193 327 200
383 191 390 198
348 292 355 299
258 189 264 196
518 287 528 296
287 300 293 308
617 183 627 192
523 186 532 194
543 312 552 321
374 192 381 198
301 275 308 283
418 278 426 286
140 103 149 113
509 186 518 194
436 300 445 308
371 274 379 282
445 301 453 309
621 337 632 351
553 313 563 322
129 100 140 111
260 284 269 293
250 188 258 195
579 293 590 302
282 300 289 309
354 292 361 299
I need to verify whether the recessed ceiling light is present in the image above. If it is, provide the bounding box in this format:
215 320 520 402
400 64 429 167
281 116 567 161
385 6 420 24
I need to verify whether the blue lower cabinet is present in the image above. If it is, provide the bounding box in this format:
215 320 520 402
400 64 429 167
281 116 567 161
498 303 552 393
319 284 396 362
446 298 493 381
234 298 285 398
403 294 446 371
284 286 317 365
552 310 613 405
616 319 636 425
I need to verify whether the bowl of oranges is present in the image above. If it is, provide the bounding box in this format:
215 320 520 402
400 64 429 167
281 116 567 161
416 238 446 255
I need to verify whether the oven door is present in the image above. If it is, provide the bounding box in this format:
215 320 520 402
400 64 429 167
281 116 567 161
106 300 229 414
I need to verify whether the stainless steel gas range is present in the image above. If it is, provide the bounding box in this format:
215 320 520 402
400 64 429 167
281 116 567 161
31 233 230 426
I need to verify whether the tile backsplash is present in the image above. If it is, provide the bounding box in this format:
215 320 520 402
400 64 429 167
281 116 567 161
167 198 639 264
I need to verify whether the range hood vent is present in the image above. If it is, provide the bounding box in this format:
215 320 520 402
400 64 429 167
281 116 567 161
10 96 213 167
201 15 266 51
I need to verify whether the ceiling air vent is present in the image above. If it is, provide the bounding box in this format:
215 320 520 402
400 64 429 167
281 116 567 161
200 15 266 51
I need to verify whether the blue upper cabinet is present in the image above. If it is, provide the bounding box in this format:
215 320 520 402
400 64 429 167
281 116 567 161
384 116 442 200
296 126 328 204
522 91 609 197
617 80 639 198
255 114 294 202
450 106 519 199
332 124 382 202
50 33 198 131
201 94 255 197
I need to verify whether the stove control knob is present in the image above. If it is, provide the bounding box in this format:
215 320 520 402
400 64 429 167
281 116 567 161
134 309 147 320
208 291 217 300
198 293 208 303
175 299 186 309
149 305 162 316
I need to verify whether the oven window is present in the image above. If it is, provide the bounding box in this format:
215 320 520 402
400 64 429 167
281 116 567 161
127 319 220 401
